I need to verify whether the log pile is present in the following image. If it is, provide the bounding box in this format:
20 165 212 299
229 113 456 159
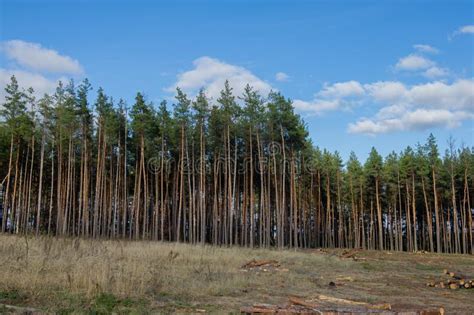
426 269 473 289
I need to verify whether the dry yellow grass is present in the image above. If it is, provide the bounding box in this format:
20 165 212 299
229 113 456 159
0 234 473 313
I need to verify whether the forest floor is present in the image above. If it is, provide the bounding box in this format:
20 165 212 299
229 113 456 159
0 234 473 314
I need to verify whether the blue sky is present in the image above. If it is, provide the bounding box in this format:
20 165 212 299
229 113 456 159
0 0 473 160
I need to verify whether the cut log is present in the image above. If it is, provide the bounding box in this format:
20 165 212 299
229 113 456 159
370 303 391 310
240 306 276 314
449 283 459 289
448 271 468 280
316 294 367 306
288 296 318 309
420 308 445 315
240 303 280 314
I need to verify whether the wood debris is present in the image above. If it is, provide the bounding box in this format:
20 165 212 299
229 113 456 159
315 294 391 310
0 303 41 314
242 259 280 269
241 259 288 272
426 269 473 290
339 249 359 259
288 296 319 309
338 249 366 261
241 296 443 314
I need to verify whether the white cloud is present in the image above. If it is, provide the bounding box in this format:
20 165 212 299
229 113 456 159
317 80 364 98
0 69 64 100
0 40 82 102
348 109 472 135
347 79 474 135
394 50 449 79
293 99 341 113
167 56 272 100
275 72 289 82
348 118 397 135
409 79 474 111
1 40 83 74
423 66 449 79
292 81 364 114
413 44 439 54
459 25 474 34
374 104 407 120
450 25 474 39
364 81 407 103
294 77 473 133
395 54 434 71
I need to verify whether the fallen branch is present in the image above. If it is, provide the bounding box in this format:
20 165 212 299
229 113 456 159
0 303 40 314
241 259 280 269
339 249 359 259
315 294 391 310
288 296 319 309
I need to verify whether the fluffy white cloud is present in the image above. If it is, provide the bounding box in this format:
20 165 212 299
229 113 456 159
423 66 449 79
413 44 439 54
450 25 474 39
167 56 272 100
1 40 83 74
409 79 474 111
0 40 83 102
317 80 364 98
275 72 289 82
293 99 341 113
457 25 474 35
348 109 472 135
294 77 473 134
347 79 474 134
395 54 434 71
364 81 407 103
0 69 65 100
292 81 364 114
395 47 448 78
459 25 474 34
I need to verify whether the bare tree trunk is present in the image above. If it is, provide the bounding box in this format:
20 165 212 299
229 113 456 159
375 176 383 250
36 131 45 235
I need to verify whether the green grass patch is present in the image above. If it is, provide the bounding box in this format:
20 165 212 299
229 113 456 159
415 263 438 271
90 293 149 314
0 289 28 303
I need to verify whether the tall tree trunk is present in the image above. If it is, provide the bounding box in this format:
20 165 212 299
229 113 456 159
375 176 383 250
432 168 441 253
36 130 45 235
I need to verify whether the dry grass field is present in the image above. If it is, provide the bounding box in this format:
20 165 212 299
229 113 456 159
0 234 473 314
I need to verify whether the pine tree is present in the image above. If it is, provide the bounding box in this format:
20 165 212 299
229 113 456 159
426 134 442 253
365 147 384 250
